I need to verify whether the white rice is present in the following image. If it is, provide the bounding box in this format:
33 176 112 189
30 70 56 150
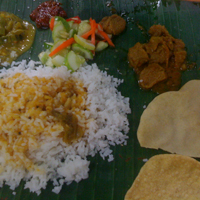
0 60 131 195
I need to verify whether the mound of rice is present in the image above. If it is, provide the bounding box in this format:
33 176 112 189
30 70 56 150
0 60 131 194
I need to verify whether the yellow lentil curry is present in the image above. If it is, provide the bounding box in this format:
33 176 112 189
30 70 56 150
0 73 88 170
0 12 35 65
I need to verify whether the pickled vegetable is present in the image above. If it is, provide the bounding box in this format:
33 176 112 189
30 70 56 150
74 34 95 50
39 16 115 71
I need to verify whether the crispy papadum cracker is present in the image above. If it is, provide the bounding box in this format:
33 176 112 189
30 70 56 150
125 154 200 200
137 80 200 157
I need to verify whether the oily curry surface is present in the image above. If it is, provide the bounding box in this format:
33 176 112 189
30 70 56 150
0 11 35 65
128 25 188 94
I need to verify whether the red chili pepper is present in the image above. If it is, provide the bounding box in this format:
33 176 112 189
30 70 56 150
89 18 96 45
81 19 97 39
49 17 55 31
66 16 81 24
82 20 115 47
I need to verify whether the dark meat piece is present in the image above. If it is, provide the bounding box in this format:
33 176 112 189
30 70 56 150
149 25 170 37
128 42 149 74
30 0 67 29
144 36 163 54
174 51 187 70
152 67 181 93
173 39 187 70
173 39 185 51
149 44 169 65
128 24 188 93
165 67 181 89
163 36 174 51
139 63 167 90
144 36 171 67
99 14 126 35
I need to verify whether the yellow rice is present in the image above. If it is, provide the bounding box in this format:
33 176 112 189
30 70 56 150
0 72 88 171
0 62 130 194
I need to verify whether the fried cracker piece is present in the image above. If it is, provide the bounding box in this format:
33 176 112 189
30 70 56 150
137 80 200 157
125 154 200 200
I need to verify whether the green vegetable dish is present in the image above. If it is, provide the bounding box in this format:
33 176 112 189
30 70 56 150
0 11 35 65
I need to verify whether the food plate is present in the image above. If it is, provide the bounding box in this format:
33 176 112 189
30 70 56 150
0 0 200 199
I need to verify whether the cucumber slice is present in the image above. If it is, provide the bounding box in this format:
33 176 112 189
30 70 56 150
54 16 70 32
64 50 85 72
52 55 65 67
72 23 79 32
51 39 69 57
69 29 77 38
44 42 53 50
52 21 69 42
74 34 95 51
77 21 91 36
38 51 49 64
72 43 93 60
68 21 74 28
81 20 89 23
45 57 54 68
95 41 108 52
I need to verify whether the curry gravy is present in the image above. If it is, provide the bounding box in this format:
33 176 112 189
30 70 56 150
0 11 35 65
128 25 188 94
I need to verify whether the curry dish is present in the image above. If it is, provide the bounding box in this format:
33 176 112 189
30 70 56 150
0 11 35 65
99 14 126 36
128 25 187 93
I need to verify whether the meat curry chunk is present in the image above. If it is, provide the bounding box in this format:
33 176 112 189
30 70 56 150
139 63 167 90
128 25 188 93
148 24 170 37
99 14 126 35
128 42 149 74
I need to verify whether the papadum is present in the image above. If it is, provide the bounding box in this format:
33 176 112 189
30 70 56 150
137 80 200 157
125 154 200 200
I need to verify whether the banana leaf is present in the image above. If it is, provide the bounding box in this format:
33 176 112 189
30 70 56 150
0 0 200 199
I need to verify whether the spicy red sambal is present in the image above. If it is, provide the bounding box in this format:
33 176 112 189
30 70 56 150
30 0 67 29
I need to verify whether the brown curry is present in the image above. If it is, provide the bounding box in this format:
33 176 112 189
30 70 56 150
128 25 187 93
99 14 126 35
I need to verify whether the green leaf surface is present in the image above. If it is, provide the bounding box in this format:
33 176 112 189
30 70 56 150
0 0 200 199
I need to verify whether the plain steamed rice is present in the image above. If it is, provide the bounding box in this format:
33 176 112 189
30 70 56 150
0 60 131 195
